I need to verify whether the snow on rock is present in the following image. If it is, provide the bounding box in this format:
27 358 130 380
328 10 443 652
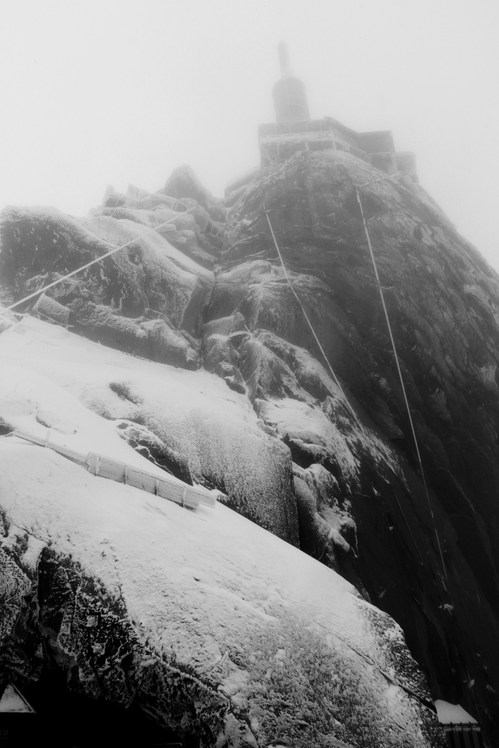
256 397 359 483
163 163 227 223
0 435 442 747
292 462 360 578
99 170 225 267
0 317 297 541
5 148 493 742
217 151 499 743
0 206 215 367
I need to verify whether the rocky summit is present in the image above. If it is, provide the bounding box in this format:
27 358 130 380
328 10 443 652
0 151 498 746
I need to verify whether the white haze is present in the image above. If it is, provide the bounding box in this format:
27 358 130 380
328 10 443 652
1 0 498 270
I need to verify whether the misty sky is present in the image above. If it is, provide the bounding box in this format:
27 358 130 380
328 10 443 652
1 0 498 270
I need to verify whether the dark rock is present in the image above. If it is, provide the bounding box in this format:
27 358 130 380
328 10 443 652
114 419 193 485
213 151 499 742
163 164 228 223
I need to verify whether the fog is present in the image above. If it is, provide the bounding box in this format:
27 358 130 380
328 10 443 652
1 0 498 269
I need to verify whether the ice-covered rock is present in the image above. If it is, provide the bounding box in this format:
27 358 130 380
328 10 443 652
2 148 499 742
0 318 298 543
210 151 499 741
0 205 215 367
0 430 441 747
163 164 228 223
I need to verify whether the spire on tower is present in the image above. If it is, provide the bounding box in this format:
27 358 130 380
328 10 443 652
278 40 292 79
272 43 310 123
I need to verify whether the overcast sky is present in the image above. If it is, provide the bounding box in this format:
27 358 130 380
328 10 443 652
1 0 498 270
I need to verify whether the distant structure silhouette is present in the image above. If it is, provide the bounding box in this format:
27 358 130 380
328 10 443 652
272 41 310 123
258 43 417 180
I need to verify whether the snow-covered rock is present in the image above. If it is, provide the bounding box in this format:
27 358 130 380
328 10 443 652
0 206 214 367
215 151 499 742
3 149 499 743
0 318 297 542
0 417 441 747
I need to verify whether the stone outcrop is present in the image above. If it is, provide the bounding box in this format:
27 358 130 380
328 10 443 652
0 199 216 368
0 324 299 544
163 164 228 224
210 151 499 743
1 150 499 744
0 435 442 747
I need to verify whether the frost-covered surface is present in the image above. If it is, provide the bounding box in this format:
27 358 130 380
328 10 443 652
0 316 297 540
0 315 444 745
217 151 499 745
0 205 216 368
0 364 175 480
3 149 497 741
257 397 360 482
0 441 439 746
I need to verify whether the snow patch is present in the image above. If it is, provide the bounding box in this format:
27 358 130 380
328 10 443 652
434 699 477 724
0 317 439 745
0 317 298 536
258 397 360 480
